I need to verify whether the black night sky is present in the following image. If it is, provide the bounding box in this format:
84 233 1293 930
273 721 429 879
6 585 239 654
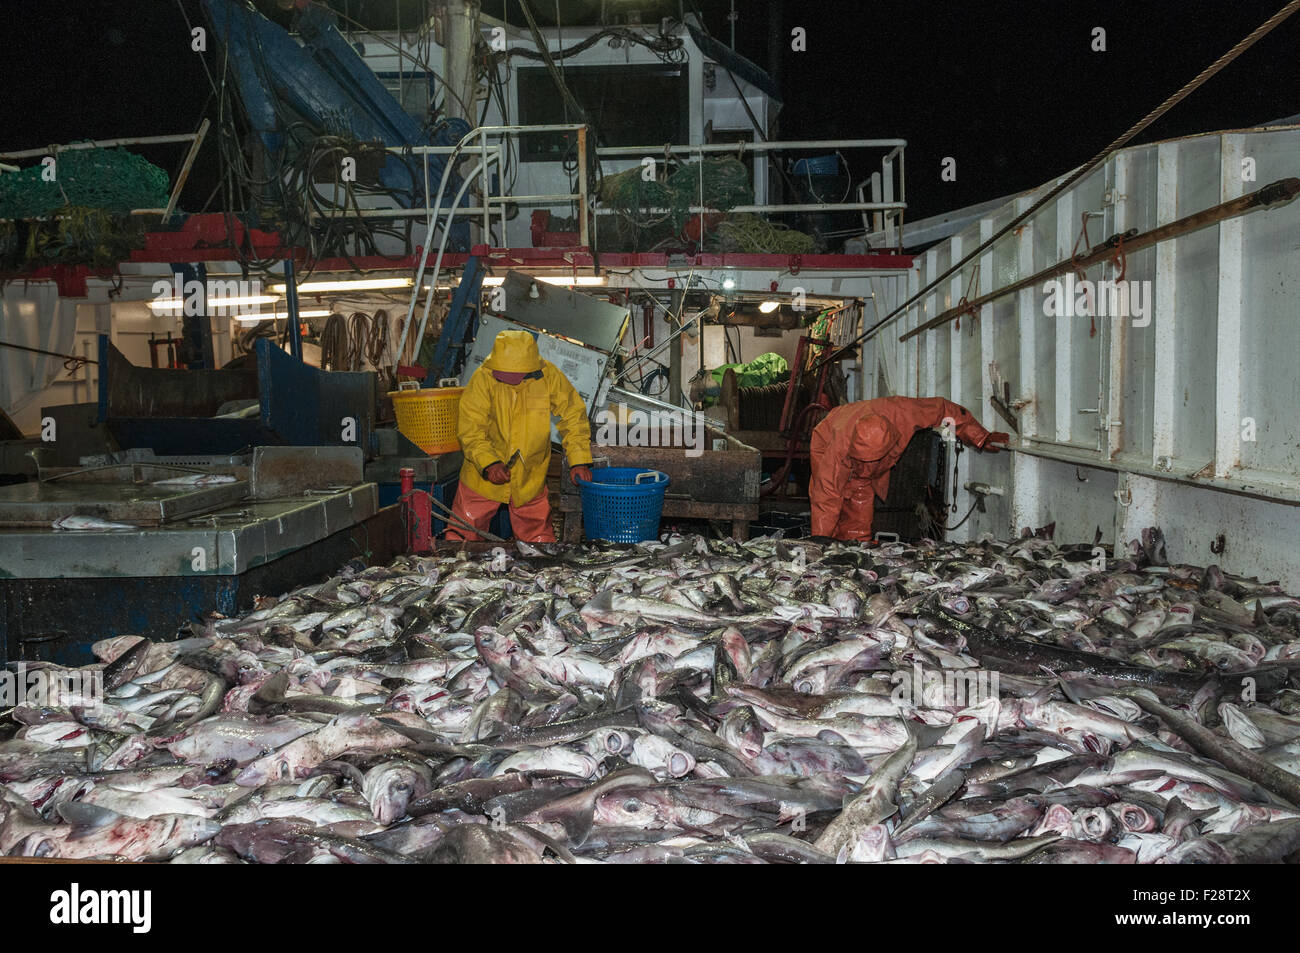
3 0 1298 222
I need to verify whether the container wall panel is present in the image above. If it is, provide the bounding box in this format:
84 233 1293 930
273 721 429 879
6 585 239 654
861 126 1300 587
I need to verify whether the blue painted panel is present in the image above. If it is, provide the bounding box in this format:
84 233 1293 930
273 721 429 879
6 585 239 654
257 339 376 454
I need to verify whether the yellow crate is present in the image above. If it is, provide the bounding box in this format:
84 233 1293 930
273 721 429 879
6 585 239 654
389 384 463 454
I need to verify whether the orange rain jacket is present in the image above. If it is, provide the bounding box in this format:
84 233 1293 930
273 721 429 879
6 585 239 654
809 396 994 540
456 330 594 505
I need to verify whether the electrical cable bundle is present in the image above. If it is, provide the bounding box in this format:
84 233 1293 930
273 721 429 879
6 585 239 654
179 0 473 284
319 312 350 370
503 26 684 64
319 309 393 372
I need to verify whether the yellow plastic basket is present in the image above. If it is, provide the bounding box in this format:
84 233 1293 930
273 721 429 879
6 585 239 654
389 382 464 455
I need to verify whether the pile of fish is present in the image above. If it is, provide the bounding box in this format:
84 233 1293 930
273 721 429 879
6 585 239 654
5 528 1300 863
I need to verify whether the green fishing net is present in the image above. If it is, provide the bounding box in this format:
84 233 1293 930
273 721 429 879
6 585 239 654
601 156 754 233
0 147 171 219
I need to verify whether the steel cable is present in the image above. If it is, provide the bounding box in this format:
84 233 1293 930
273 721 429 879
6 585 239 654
833 0 1300 354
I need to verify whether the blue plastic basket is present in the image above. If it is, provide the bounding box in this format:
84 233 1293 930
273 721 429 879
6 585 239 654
578 467 670 543
793 154 839 176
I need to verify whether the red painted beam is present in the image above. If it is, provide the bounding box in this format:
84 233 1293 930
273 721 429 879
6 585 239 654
120 215 915 272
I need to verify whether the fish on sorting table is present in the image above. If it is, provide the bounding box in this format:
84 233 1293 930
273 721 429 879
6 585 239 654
4 526 1300 863
152 474 238 487
50 515 135 531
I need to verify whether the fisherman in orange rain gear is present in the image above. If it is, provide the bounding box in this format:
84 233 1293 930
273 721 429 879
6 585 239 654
447 329 594 543
809 396 1009 542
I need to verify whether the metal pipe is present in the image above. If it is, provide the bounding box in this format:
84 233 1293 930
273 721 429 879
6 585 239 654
593 202 905 215
668 289 683 407
283 260 303 361
444 0 479 126
385 124 587 153
313 196 589 220
162 119 210 224
395 131 480 370
410 162 488 362
0 132 204 159
394 124 592 370
480 126 491 241
596 139 907 156
578 125 590 247
899 176 1300 342
616 308 705 385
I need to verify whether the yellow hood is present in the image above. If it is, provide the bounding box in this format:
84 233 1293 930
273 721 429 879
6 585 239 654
485 329 542 374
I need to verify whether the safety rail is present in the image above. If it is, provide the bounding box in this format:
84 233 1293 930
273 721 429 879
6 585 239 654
594 138 908 250
306 123 592 248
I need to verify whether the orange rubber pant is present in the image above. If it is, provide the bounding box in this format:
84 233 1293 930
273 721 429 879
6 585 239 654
444 481 556 543
835 477 878 542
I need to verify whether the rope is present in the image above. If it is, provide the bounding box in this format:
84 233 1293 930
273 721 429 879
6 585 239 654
843 0 1300 350
918 498 980 535
0 338 96 374
5 205 146 269
708 213 818 254
423 491 506 543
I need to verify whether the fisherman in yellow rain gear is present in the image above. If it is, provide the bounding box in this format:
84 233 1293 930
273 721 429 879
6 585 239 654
447 329 594 542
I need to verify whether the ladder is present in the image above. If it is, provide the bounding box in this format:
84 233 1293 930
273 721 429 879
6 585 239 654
423 255 485 386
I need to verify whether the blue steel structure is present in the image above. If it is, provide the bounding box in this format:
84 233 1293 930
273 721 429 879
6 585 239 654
201 0 472 248
173 263 214 369
426 254 486 384
97 336 376 457
282 259 303 361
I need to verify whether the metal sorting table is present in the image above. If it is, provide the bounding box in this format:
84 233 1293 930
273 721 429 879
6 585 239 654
0 447 384 664
0 466 251 527
0 486 377 578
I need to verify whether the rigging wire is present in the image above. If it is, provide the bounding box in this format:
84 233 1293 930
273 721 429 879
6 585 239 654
834 0 1300 356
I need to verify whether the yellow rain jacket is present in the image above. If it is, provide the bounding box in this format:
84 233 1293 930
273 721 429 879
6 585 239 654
456 330 593 505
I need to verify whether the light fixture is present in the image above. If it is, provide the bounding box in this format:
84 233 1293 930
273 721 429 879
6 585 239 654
722 277 736 290
537 275 606 286
759 300 780 314
448 275 603 287
528 281 540 299
150 295 279 312
270 277 413 293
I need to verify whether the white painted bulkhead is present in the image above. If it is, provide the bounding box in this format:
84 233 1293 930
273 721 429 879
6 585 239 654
863 125 1300 588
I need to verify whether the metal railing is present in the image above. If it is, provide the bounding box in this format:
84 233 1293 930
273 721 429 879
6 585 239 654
595 138 907 251
308 123 592 247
